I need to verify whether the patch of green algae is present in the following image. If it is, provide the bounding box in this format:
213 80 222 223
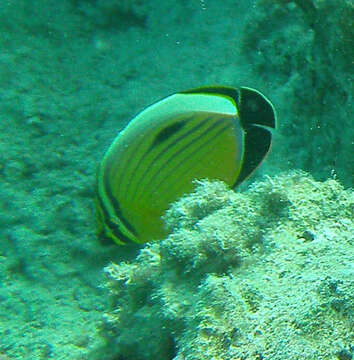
102 171 353 360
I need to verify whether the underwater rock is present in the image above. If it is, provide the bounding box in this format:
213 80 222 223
103 171 353 360
241 0 354 187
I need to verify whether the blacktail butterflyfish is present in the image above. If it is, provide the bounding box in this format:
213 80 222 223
95 86 276 245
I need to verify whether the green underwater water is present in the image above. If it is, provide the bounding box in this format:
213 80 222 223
0 0 353 359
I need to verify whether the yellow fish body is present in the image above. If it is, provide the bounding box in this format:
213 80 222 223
95 86 276 245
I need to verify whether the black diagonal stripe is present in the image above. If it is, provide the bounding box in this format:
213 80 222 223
101 166 138 240
151 121 187 147
130 114 211 202
111 129 151 204
95 189 133 244
168 123 233 199
138 117 230 203
150 120 232 201
124 115 193 202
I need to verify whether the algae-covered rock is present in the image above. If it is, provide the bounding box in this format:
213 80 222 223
240 0 354 187
103 171 353 360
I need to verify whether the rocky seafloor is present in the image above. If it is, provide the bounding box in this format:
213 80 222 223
101 171 353 360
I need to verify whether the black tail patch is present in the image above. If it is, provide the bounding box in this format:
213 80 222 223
234 87 276 187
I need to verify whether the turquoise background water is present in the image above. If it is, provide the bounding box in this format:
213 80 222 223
0 0 352 359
